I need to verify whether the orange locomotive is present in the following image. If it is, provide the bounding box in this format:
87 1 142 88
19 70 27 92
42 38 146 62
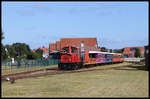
58 45 89 70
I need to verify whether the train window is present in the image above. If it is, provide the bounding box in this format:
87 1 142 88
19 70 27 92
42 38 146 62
71 47 75 53
89 53 96 58
105 55 107 58
110 55 112 59
71 47 78 53
99 55 103 59
108 54 111 59
105 54 111 59
115 56 119 58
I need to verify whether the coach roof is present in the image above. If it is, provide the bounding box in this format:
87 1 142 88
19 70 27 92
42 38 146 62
89 51 122 55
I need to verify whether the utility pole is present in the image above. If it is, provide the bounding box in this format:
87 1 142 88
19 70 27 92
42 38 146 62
81 41 85 63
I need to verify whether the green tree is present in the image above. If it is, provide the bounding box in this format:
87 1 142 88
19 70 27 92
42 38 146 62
35 49 43 58
109 49 113 53
26 52 41 59
5 44 17 58
1 32 8 60
1 46 9 60
1 32 4 40
121 48 124 53
100 47 108 52
113 48 124 53
134 48 141 57
12 43 31 59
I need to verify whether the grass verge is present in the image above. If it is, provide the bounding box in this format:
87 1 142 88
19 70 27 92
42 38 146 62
2 63 148 97
2 65 57 76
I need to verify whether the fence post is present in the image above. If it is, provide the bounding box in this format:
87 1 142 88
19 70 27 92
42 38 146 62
17 60 21 68
10 61 12 70
5 61 6 70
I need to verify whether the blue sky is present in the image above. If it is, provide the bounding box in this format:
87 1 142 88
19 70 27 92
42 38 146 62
2 2 149 50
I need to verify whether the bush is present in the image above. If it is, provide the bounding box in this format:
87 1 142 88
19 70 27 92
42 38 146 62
134 48 141 58
26 52 41 60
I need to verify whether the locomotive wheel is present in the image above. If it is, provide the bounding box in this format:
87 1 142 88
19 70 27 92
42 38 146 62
75 63 79 70
58 63 61 70
71 64 75 70
62 64 65 70
58 63 60 69
79 62 83 68
61 64 63 70
64 64 67 70
68 64 72 70
74 65 77 70
67 64 70 70
70 63 74 70
70 64 73 70
71 63 75 70
77 63 80 69
59 64 62 70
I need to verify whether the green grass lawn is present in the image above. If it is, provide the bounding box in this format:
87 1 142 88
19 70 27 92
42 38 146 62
2 63 148 97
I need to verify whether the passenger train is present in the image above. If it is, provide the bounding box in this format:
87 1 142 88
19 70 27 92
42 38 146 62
58 45 123 70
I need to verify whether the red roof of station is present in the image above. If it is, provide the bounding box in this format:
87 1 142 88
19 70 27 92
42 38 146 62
60 38 98 48
49 38 100 52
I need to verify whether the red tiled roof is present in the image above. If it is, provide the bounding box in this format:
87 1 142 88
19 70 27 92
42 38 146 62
122 46 144 57
39 47 49 55
32 46 49 55
49 38 100 52
60 38 98 49
49 43 57 52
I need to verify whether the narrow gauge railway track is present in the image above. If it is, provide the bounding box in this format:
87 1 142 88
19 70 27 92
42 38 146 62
2 64 131 82
2 67 58 77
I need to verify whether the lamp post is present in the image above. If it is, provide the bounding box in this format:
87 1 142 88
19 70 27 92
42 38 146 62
80 41 85 63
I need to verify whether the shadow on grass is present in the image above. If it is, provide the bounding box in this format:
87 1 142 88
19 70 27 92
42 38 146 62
126 65 148 71
115 64 148 71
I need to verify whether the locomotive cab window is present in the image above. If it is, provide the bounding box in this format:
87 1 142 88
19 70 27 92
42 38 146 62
114 56 119 58
71 47 78 53
62 46 79 54
63 47 69 53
